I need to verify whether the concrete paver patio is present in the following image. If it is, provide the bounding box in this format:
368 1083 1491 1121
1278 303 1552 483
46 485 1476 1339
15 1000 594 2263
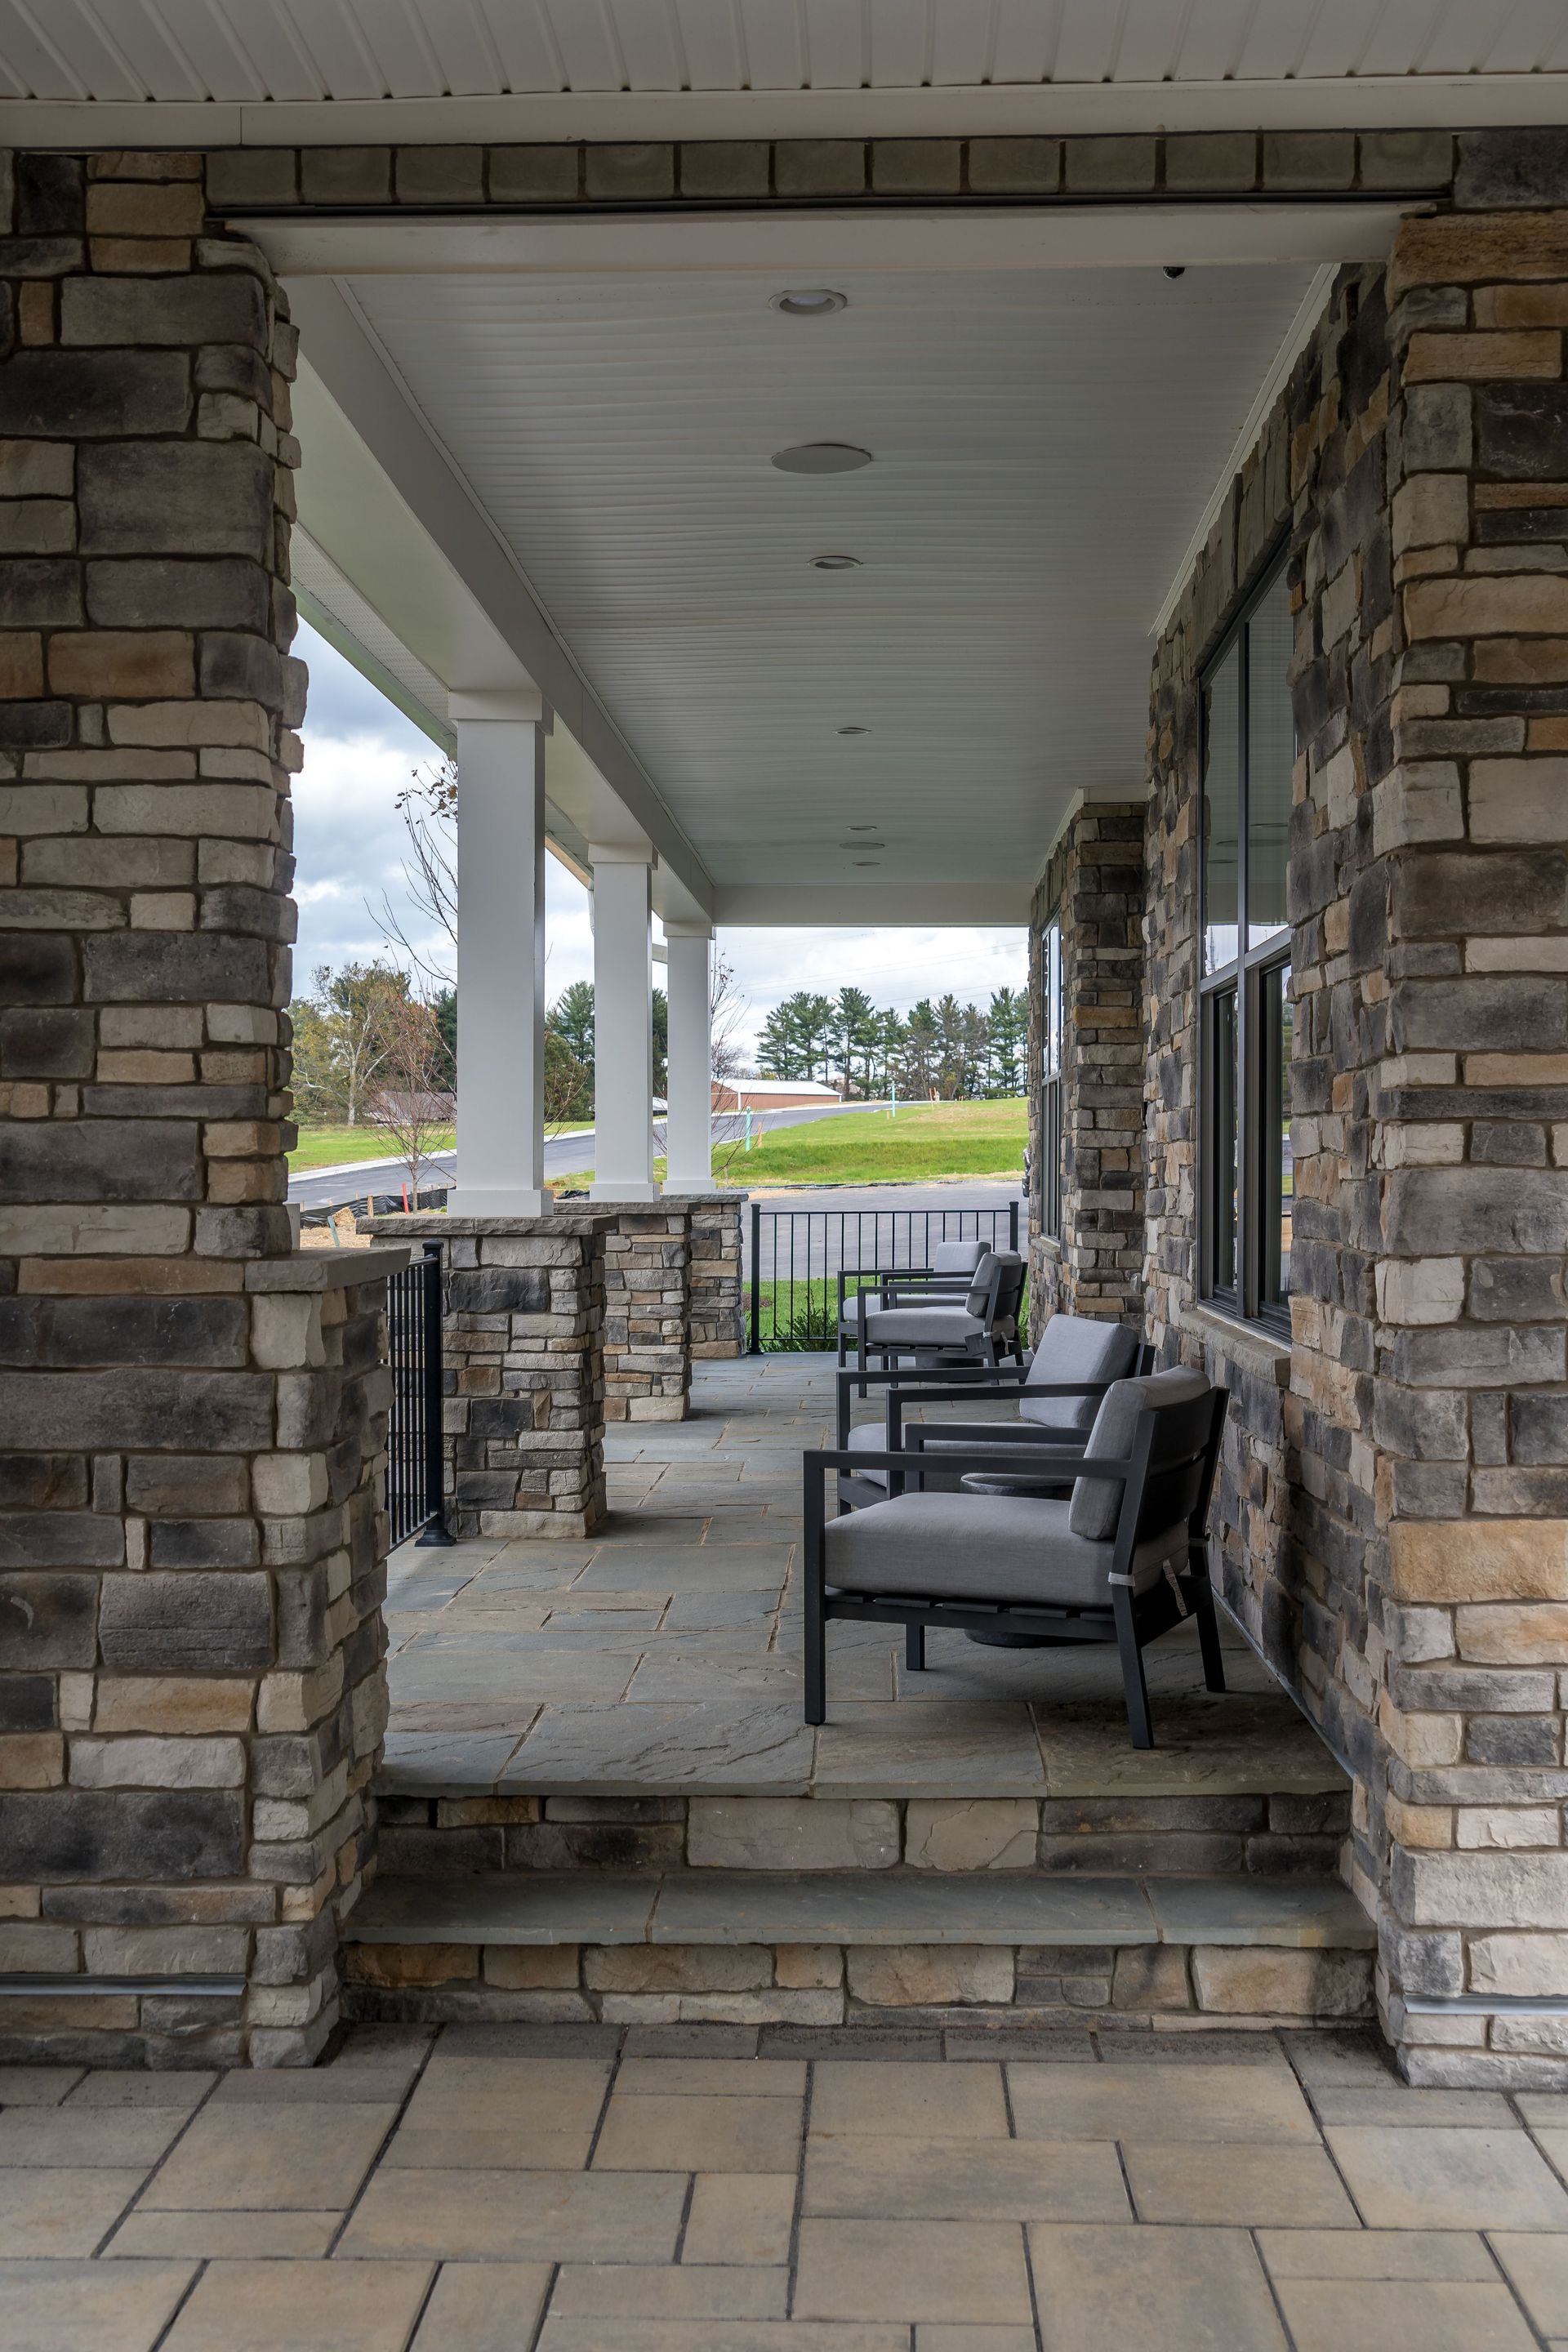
0 2020 1566 2348
381 1356 1341 1805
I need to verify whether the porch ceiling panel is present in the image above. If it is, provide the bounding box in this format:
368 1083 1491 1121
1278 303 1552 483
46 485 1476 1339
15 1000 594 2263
5 0 1564 105
336 259 1316 897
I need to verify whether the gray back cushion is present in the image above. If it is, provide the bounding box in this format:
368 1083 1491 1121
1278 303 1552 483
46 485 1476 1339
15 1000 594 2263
1068 1366 1212 1541
1021 1315 1140 1431
933 1238 989 1277
963 1252 1000 1320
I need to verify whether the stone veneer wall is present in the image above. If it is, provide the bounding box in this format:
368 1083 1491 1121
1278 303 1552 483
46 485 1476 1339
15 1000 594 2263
367 1213 611 1539
1027 805 1147 1335
1144 134 1568 2082
688 1193 745 1359
595 1203 691 1423
0 149 408 2064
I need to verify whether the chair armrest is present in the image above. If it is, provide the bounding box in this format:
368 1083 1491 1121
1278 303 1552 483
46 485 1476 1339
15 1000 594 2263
835 1363 1030 1397
871 1378 1116 1409
907 1422 1087 1447
808 1444 1134 1478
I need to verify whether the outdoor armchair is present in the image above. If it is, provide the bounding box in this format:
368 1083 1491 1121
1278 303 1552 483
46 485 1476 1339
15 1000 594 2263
801 1366 1229 1749
835 1312 1152 1508
835 1236 991 1369
844 1250 1026 1391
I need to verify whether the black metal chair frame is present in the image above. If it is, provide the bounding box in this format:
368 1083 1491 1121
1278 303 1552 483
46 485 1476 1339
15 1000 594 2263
831 1362 1149 1512
802 1385 1230 1750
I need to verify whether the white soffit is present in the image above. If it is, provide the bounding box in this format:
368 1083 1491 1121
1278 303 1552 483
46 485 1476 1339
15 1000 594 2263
4 0 1568 139
320 251 1320 904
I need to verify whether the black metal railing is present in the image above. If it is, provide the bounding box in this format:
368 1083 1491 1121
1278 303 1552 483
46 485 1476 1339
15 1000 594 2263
386 1242 453 1548
747 1200 1022 1353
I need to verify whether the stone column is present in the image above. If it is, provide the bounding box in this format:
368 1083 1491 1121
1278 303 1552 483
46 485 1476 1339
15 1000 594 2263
589 842 657 1201
1027 804 1147 1332
663 921 713 1193
688 1192 746 1358
0 149 407 2064
595 1203 692 1421
368 1212 612 1538
450 697 548 1217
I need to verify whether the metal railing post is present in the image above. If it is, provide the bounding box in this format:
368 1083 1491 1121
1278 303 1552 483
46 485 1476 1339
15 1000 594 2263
748 1201 763 1354
1009 1198 1019 1254
415 1241 455 1546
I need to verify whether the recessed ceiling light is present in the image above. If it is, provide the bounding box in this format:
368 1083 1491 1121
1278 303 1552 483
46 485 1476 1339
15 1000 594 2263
840 840 885 852
773 443 872 474
847 822 878 830
854 859 882 867
838 726 870 737
772 288 848 315
810 554 861 571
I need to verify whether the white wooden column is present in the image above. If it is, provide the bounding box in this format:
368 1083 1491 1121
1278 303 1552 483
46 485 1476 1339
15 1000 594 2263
589 840 657 1201
663 920 713 1193
450 694 549 1216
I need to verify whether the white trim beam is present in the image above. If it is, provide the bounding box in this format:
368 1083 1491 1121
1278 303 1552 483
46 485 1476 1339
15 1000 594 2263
255 205 1410 282
713 884 1033 927
5 76 1568 145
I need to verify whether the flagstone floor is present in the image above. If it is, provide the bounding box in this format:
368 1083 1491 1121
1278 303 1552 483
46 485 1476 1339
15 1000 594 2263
380 1356 1341 1806
2 2019 1567 2350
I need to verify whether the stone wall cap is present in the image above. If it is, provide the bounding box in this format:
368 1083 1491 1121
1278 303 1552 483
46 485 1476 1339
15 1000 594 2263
245 1245 411 1290
364 1212 615 1236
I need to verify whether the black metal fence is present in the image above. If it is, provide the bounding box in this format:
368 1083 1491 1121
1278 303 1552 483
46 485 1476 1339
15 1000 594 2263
385 1242 453 1548
747 1200 1022 1352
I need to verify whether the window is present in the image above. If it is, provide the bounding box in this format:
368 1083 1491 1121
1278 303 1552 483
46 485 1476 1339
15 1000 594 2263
1200 559 1294 1328
1040 915 1064 1240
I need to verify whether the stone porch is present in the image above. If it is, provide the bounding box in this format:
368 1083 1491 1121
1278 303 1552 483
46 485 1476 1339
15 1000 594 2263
350 1356 1373 2034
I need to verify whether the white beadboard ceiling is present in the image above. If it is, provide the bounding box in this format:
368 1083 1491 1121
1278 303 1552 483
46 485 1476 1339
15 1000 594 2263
339 258 1314 892
4 0 1566 105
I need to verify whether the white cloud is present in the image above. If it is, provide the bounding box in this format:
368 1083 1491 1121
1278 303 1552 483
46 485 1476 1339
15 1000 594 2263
293 622 1027 1035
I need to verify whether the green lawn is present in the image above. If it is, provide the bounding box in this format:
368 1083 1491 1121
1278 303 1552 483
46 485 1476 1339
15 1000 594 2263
552 1098 1027 1193
288 1125 455 1172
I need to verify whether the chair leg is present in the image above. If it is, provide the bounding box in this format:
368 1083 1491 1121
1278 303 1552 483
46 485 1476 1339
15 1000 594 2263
1112 1588 1154 1750
804 1583 826 1726
906 1623 925 1673
1191 1563 1227 1694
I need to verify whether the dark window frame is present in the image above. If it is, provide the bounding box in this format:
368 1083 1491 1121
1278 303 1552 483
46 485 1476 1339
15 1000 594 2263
1040 912 1064 1242
1198 546 1294 1336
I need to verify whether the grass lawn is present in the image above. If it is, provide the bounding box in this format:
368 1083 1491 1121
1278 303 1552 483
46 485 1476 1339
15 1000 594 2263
551 1098 1027 1192
289 1125 453 1171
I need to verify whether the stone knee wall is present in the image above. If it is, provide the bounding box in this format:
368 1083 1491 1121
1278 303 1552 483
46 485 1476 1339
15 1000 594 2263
688 1193 745 1358
368 1213 610 1539
1027 804 1147 1333
1144 140 1568 2084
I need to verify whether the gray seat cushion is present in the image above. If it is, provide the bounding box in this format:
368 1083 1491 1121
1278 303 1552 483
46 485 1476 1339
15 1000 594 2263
1069 1366 1212 1541
857 1306 984 1348
1021 1314 1140 1431
932 1240 989 1276
823 1490 1188 1611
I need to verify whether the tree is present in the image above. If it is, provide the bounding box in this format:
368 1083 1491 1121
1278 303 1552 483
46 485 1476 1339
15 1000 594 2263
370 986 453 1196
833 986 877 1096
548 980 595 1081
288 962 410 1127
433 987 457 1090
900 1000 940 1098
374 757 457 982
986 986 1027 1095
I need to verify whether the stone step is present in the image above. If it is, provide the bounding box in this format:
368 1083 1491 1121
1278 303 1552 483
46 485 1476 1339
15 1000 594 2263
343 1870 1375 2031
373 1787 1351 1881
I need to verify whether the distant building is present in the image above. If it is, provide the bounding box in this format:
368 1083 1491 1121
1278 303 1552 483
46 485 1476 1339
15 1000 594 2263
713 1077 841 1113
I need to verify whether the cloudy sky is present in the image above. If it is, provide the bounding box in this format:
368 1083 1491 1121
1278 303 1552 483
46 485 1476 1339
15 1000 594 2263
291 620 1027 1062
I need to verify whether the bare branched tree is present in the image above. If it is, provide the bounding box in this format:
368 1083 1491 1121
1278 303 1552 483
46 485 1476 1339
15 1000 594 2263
369 986 455 1200
373 756 457 983
706 952 756 1184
